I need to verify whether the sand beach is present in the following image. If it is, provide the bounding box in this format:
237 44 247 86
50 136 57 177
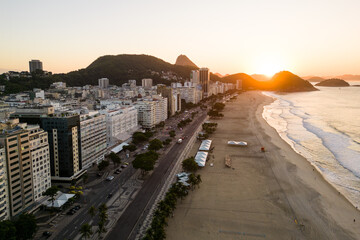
166 91 360 240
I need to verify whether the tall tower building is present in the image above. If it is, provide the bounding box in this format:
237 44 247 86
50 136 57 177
190 70 200 84
0 128 34 217
98 78 109 89
0 146 10 220
142 78 153 89
29 60 43 73
199 68 210 96
40 113 82 181
28 125 51 201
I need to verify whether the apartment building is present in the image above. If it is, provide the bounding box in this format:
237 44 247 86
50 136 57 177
0 147 9 220
100 107 138 145
28 125 51 201
40 113 82 181
135 96 167 129
0 126 34 217
80 112 107 168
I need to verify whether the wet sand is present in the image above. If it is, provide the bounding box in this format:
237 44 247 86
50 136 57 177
166 91 360 240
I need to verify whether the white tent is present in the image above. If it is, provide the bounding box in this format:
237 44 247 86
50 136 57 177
227 141 247 146
195 151 208 167
199 140 212 151
111 142 129 154
44 193 76 208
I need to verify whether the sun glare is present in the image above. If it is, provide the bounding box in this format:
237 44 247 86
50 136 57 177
256 56 285 77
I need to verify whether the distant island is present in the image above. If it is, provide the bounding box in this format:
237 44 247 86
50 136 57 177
315 78 350 87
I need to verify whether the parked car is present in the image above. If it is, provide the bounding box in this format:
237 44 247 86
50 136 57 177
106 176 114 181
97 172 102 177
107 193 113 198
74 205 81 210
43 231 52 238
121 164 128 169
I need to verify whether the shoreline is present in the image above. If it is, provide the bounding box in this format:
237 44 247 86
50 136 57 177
166 91 360 240
260 91 360 211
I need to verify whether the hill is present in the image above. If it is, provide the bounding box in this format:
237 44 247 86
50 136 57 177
175 55 198 68
305 76 325 82
251 74 270 81
53 54 198 87
268 71 318 92
220 71 317 92
335 74 360 81
315 78 350 87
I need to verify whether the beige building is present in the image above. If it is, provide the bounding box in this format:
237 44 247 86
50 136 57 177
0 147 10 220
0 125 34 217
80 112 107 168
28 125 51 201
142 78 153 89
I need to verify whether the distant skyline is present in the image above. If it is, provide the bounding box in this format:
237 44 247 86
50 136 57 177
1 0 360 77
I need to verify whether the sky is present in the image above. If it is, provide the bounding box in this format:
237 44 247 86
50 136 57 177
1 0 360 77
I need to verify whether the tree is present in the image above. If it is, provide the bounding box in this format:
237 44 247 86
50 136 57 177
88 206 97 218
213 102 225 111
182 157 199 172
195 174 202 188
0 220 16 240
162 138 172 146
169 130 176 138
123 144 136 152
79 223 93 240
132 132 148 144
97 220 106 238
188 173 197 190
42 186 59 208
109 152 121 168
98 160 109 171
82 173 89 185
132 151 158 175
148 139 163 151
14 213 38 240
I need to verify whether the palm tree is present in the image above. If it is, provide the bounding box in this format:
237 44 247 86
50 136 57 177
196 174 202 188
88 205 96 218
97 220 107 238
188 173 197 190
80 223 93 240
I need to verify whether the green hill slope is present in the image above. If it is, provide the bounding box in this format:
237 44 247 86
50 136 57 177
54 54 198 86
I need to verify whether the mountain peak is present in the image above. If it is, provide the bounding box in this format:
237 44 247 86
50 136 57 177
175 55 198 68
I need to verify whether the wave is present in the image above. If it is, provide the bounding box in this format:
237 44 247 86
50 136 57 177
261 91 360 209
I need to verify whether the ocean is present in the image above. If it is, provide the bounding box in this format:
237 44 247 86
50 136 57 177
262 82 360 209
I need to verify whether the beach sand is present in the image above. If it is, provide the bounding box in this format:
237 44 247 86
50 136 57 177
166 91 360 240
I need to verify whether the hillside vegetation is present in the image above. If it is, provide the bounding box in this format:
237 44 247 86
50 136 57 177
54 54 198 87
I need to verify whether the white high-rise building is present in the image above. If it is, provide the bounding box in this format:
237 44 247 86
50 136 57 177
142 78 153 89
98 78 109 89
28 125 51 201
80 112 107 168
135 96 167 129
190 70 199 84
0 147 9 220
100 107 138 145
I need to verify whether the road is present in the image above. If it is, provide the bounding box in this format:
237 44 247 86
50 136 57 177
52 166 136 240
106 112 207 240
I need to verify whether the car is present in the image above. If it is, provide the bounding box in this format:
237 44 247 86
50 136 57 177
107 193 113 198
124 162 129 165
97 172 102 177
66 210 75 215
121 164 128 168
114 169 121 174
43 231 52 238
106 176 114 181
74 205 81 210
